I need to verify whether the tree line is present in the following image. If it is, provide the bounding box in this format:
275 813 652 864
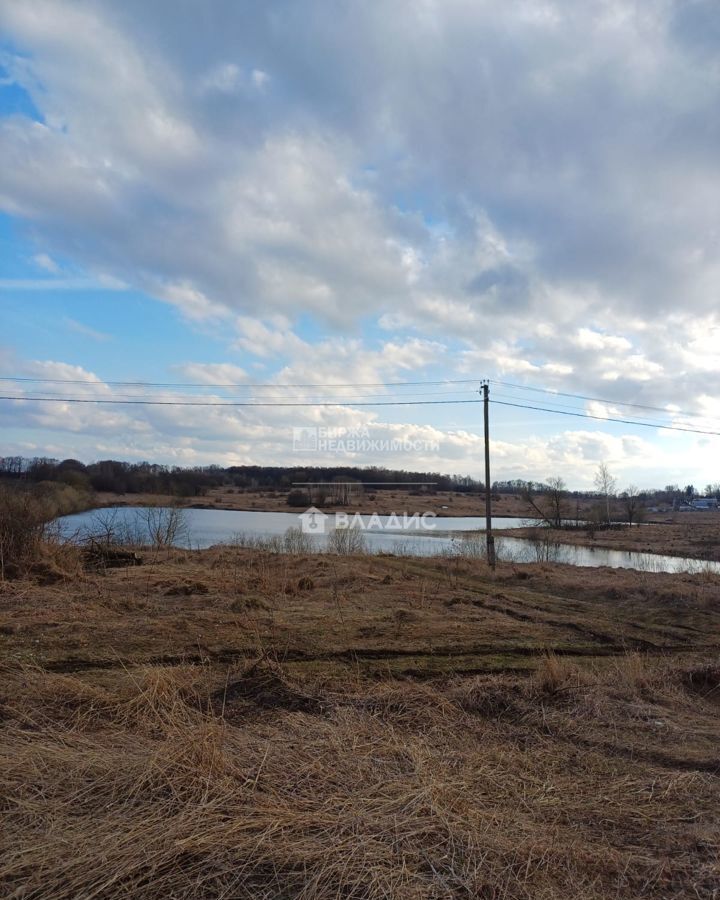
0 456 483 498
520 463 720 529
2 455 717 512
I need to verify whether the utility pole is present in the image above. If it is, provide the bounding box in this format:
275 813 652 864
481 381 496 569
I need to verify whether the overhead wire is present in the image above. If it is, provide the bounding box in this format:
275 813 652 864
491 399 720 436
490 390 712 429
0 394 485 408
2 373 713 420
1 374 717 435
0 375 481 390
488 378 711 422
2 386 482 403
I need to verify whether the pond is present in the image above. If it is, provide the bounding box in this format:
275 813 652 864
56 506 720 575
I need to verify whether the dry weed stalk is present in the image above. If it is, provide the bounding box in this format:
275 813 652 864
1 656 719 898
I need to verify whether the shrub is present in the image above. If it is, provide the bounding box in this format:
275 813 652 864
0 486 51 578
140 507 189 551
287 490 311 508
451 534 487 559
532 652 578 697
32 481 93 517
327 525 367 555
283 527 314 554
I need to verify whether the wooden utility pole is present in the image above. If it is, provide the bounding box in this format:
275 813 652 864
482 381 496 569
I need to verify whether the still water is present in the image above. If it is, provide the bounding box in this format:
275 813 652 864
57 506 720 575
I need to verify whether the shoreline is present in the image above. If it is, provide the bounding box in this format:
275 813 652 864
74 492 720 563
494 523 720 564
65 503 720 566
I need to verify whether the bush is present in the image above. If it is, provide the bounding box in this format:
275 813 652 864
532 652 578 697
0 487 51 578
287 490 311 508
327 525 367 555
32 481 93 517
140 507 189 551
283 527 314 554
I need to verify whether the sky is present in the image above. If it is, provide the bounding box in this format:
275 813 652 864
0 0 719 490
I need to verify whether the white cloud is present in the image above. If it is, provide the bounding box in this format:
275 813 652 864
2 0 720 482
199 62 243 94
33 252 59 273
0 277 120 291
175 363 248 385
574 329 632 353
199 63 269 95
158 282 226 320
251 69 269 90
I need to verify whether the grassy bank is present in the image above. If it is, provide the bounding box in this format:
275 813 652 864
0 482 95 580
4 547 720 671
1 547 719 897
499 515 720 563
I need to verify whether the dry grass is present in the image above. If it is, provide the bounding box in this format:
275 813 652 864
1 655 719 898
95 487 540 518
0 484 85 582
2 549 720 897
504 513 720 562
3 548 720 675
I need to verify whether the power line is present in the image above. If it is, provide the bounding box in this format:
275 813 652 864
491 398 720 436
489 379 710 422
2 391 719 435
4 387 480 403
490 390 710 429
4 371 715 423
0 394 484 408
0 375 481 390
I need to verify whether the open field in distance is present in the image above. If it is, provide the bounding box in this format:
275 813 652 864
94 487 538 517
94 486 696 522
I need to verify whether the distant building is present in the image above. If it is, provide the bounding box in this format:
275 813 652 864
690 498 719 510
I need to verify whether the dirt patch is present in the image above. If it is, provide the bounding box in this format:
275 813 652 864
683 663 720 702
212 660 327 718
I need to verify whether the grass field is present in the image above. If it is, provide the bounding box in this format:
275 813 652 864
500 514 720 563
95 486 536 517
2 548 720 897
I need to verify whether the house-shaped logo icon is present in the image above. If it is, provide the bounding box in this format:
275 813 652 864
298 506 329 534
292 426 318 451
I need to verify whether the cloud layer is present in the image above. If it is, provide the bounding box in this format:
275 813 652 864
1 0 719 483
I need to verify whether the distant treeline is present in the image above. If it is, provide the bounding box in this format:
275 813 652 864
0 456 716 503
0 456 483 497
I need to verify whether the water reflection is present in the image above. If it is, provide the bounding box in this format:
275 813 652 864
56 506 720 576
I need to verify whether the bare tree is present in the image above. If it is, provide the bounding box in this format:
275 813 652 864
522 476 567 528
330 477 364 506
327 524 367 555
620 485 644 526
86 509 121 547
594 462 617 524
139 506 188 552
283 526 315 554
